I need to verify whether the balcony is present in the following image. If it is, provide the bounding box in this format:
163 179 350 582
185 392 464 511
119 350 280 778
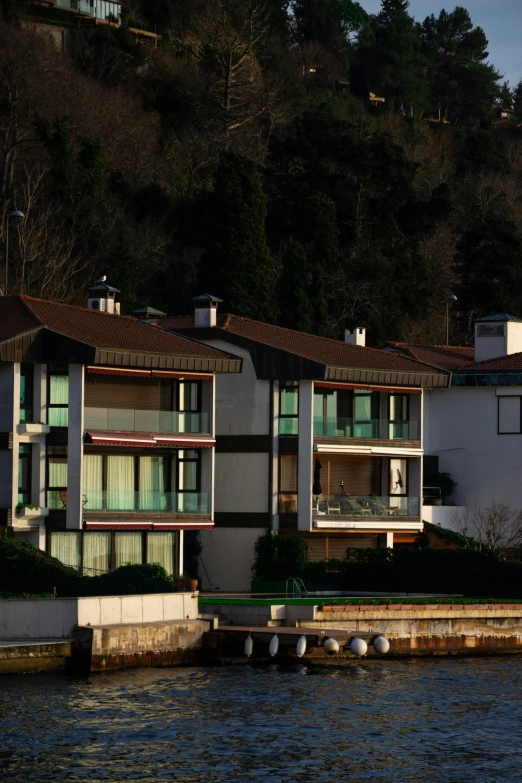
313 417 420 440
84 408 210 434
313 494 420 518
48 490 210 514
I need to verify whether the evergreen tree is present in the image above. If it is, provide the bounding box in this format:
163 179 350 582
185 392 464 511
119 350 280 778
422 7 501 124
277 239 315 332
513 80 522 118
292 0 367 56
199 152 277 322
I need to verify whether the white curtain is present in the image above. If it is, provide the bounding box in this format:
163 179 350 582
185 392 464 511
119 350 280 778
107 455 134 510
50 532 81 570
114 533 142 568
83 454 103 510
83 532 111 574
49 376 69 426
147 532 176 575
139 457 166 510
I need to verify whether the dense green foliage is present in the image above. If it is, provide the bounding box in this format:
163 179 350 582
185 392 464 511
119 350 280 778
252 530 308 581
0 539 175 597
1 2 521 341
336 547 522 597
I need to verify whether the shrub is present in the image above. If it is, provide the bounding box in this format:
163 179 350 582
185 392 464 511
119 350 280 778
338 546 522 598
252 531 308 581
0 539 175 597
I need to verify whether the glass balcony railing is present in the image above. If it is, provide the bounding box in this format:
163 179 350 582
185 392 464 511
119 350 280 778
313 417 420 439
47 490 210 514
313 495 420 517
84 408 210 434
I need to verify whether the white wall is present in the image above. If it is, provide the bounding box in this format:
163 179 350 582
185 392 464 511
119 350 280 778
199 527 262 591
421 505 466 529
214 453 269 512
206 340 270 435
426 386 522 509
0 593 198 639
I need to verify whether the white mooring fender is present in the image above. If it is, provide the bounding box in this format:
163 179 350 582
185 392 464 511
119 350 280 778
323 637 340 655
269 634 279 657
350 637 368 657
244 632 253 658
296 635 307 658
373 636 390 654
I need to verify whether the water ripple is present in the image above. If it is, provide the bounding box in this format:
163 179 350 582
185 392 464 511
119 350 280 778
1 658 522 782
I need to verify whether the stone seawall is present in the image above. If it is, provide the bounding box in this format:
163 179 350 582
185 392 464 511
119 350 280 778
74 619 212 672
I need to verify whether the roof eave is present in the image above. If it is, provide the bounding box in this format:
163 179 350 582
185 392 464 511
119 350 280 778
93 348 242 373
325 365 450 388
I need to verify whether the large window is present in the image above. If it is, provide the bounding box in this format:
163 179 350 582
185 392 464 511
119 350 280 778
314 388 378 437
47 449 68 509
82 451 203 512
20 364 33 422
48 374 69 426
498 396 522 434
389 395 409 439
18 444 32 505
279 454 297 514
48 530 180 576
280 382 299 435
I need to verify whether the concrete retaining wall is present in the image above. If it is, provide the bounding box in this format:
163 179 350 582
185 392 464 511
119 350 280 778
75 619 211 671
0 593 198 640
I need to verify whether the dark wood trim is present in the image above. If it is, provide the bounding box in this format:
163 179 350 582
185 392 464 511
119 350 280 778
215 435 271 453
278 436 298 453
213 512 270 528
326 365 448 389
94 349 242 374
269 380 274 531
314 436 421 449
278 514 298 531
0 433 13 449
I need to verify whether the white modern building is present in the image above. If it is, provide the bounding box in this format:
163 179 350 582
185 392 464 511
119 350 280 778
387 314 522 515
161 296 449 590
0 284 241 576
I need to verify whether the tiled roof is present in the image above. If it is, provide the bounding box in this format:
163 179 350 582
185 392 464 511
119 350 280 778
385 342 475 372
456 351 522 373
0 296 231 359
161 314 446 375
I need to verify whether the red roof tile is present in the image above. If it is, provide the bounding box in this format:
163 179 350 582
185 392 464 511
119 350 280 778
0 296 231 359
161 314 447 375
385 342 475 372
456 351 522 373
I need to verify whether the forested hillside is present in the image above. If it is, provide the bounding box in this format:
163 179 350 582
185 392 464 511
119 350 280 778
2 0 522 345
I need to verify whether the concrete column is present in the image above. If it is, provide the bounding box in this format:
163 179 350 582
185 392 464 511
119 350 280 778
66 365 84 530
379 532 394 548
409 458 422 517
271 381 280 531
33 364 48 425
178 530 184 577
200 448 213 520
10 364 21 513
31 441 46 510
297 380 313 532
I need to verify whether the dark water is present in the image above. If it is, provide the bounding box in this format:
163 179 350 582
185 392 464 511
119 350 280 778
1 658 521 782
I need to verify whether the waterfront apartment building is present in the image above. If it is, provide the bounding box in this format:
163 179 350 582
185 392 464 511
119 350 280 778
161 296 449 590
0 285 241 576
387 314 522 518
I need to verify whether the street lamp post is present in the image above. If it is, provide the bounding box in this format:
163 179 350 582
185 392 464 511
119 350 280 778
446 294 458 346
4 210 24 296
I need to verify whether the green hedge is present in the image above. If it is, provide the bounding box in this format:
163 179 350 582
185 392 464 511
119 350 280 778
252 531 308 581
336 547 522 598
0 539 176 597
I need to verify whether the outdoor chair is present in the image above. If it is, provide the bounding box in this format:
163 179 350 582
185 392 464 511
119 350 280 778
327 498 341 515
59 490 88 509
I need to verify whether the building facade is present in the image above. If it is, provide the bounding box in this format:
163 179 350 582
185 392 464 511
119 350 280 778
162 297 448 590
0 287 241 577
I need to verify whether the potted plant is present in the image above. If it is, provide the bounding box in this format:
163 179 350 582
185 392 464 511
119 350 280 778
175 573 198 592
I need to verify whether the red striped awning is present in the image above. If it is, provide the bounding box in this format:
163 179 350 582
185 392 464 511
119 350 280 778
315 382 422 395
151 371 213 380
86 431 157 447
154 436 216 448
84 520 215 531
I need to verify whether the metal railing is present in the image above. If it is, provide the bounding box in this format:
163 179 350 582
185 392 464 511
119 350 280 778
84 407 210 434
286 577 308 598
313 417 420 439
313 494 420 517
48 490 210 514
